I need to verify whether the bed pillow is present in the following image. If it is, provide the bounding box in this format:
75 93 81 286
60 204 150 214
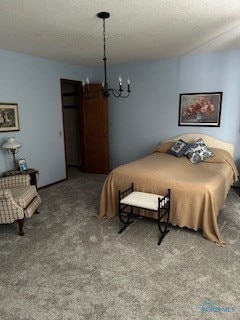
185 138 214 164
153 141 174 153
168 139 190 157
196 138 215 158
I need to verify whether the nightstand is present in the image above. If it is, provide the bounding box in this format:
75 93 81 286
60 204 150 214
4 168 39 188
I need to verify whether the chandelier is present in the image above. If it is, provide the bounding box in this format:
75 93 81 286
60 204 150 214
82 12 131 99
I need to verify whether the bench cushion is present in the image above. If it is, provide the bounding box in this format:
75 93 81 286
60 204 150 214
120 191 169 211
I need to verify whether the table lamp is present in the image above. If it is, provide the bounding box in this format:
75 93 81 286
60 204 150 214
2 137 22 172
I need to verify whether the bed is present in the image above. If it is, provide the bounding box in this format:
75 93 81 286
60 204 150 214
98 134 239 246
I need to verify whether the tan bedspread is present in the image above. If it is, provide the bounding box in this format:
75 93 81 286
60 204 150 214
98 147 238 246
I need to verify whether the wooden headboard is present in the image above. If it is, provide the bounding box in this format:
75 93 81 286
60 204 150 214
163 133 234 158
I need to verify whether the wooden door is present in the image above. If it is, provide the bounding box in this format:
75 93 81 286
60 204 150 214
81 83 109 174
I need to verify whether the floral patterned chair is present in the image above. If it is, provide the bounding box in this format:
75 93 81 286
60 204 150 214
0 174 42 235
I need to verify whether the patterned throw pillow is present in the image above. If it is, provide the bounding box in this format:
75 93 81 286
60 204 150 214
185 138 214 164
168 139 190 158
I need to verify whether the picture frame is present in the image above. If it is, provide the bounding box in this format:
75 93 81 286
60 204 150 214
178 92 222 127
18 158 28 172
0 103 20 132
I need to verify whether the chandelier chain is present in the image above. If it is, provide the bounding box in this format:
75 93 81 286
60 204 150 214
103 18 107 61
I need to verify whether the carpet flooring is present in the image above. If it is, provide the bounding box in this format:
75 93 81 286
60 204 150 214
0 172 240 320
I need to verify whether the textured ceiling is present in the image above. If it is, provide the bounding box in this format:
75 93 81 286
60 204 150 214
0 0 240 67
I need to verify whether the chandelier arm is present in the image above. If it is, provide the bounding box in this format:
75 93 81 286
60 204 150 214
108 89 131 98
109 89 121 98
118 90 131 98
119 92 131 98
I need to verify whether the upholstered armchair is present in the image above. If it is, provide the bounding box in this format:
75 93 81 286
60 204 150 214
0 174 42 235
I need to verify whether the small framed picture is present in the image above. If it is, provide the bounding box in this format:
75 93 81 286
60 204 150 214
0 103 20 132
18 158 28 172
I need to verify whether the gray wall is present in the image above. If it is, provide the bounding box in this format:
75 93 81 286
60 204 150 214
1 49 239 187
101 51 240 170
0 50 93 187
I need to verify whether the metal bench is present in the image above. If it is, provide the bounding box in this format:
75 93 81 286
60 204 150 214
118 183 171 245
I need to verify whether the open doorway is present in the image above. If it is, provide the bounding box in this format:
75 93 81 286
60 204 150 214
61 79 83 178
61 79 109 178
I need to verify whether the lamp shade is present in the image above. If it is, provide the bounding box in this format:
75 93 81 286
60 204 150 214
2 137 22 150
